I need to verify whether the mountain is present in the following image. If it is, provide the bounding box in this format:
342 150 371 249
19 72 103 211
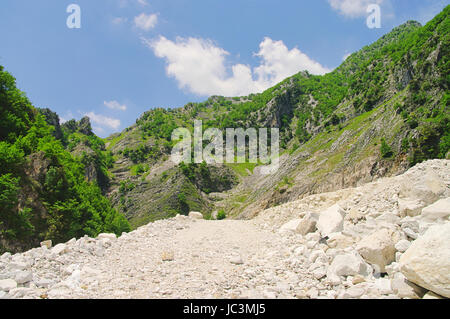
0 6 448 251
102 7 449 225
0 69 130 254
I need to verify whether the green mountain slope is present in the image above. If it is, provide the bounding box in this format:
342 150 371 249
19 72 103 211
0 67 130 254
103 6 448 224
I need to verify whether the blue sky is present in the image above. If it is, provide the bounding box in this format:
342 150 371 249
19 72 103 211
0 0 448 137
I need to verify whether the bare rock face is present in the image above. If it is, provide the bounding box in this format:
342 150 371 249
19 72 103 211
317 204 345 237
400 223 450 298
356 228 397 273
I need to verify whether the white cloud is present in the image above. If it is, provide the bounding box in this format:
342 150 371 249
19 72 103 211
119 0 148 7
328 0 384 18
145 36 330 97
137 0 148 6
343 52 352 61
84 112 121 130
104 100 127 111
134 13 158 31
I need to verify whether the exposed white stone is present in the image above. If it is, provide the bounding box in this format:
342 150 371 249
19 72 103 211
14 271 33 284
40 240 52 249
391 273 426 299
421 198 450 221
326 232 355 249
398 198 424 217
0 279 17 292
395 240 411 253
230 255 244 265
52 243 68 255
317 204 345 237
400 223 450 298
279 219 302 233
97 233 117 241
356 228 396 273
344 286 366 298
188 212 203 220
327 251 371 283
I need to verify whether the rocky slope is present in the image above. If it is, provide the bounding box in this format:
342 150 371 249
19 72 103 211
101 8 449 226
0 159 448 299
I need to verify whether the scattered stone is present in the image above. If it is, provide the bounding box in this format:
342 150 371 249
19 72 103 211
327 251 371 283
327 233 355 249
297 213 317 235
356 228 396 273
344 286 366 298
398 199 424 217
0 279 17 292
421 198 450 221
403 228 418 240
400 223 450 298
391 274 426 299
230 255 244 265
188 212 203 220
317 205 345 237
280 214 316 235
161 251 175 262
34 278 54 289
371 278 393 295
40 240 52 249
52 243 68 255
395 240 411 253
14 271 33 284
97 233 117 241
10 262 28 271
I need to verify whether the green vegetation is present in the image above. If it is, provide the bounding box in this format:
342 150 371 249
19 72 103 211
217 209 226 220
380 138 394 158
179 161 237 194
0 66 130 253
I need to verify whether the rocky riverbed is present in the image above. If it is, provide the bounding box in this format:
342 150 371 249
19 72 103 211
0 160 448 299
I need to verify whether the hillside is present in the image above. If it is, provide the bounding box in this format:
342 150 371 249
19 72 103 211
0 68 130 254
102 7 449 226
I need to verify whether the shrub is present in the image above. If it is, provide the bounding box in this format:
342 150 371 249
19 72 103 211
217 210 226 220
380 138 394 158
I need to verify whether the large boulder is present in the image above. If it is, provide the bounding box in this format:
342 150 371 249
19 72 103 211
317 204 345 237
421 198 450 222
399 223 450 298
279 213 316 235
326 232 355 249
399 168 448 208
398 198 424 217
356 228 397 273
326 251 372 284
